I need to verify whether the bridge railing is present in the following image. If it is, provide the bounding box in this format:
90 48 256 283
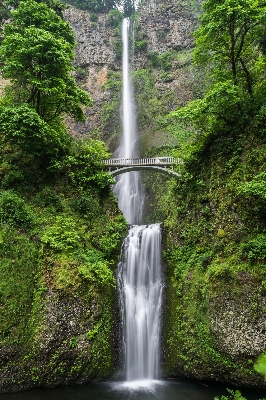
102 157 183 166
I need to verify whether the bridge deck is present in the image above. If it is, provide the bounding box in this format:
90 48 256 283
102 157 182 168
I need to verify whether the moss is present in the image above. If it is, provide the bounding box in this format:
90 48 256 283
161 130 266 387
0 178 127 392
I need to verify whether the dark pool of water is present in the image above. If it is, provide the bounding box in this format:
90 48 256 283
0 379 265 400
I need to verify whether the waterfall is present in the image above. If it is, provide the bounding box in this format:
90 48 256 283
115 18 163 384
118 224 163 381
113 18 143 225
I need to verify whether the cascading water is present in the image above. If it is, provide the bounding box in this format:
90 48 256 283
115 18 163 385
118 224 163 382
113 18 143 225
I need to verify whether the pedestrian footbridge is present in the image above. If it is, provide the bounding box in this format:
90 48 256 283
101 157 183 177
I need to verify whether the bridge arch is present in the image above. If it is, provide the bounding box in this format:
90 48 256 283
109 165 181 178
101 157 183 178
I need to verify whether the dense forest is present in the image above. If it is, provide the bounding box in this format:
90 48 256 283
1 0 266 397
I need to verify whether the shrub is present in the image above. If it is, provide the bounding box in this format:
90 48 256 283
107 8 123 28
0 105 69 167
148 51 173 71
0 191 33 230
240 234 266 262
78 260 115 287
135 39 148 51
75 67 87 81
90 11 98 22
114 39 122 58
35 188 63 212
214 389 247 400
64 138 114 189
41 216 80 251
70 194 100 215
237 172 266 213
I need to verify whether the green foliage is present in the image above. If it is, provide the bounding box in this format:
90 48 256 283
122 0 135 17
75 67 88 81
0 0 92 121
90 11 98 22
35 188 63 212
0 190 33 230
169 81 245 137
98 219 125 258
0 0 125 388
70 193 100 215
0 0 10 31
107 8 123 28
237 172 266 204
254 353 266 381
5 0 74 44
195 0 266 94
0 225 39 339
240 235 266 262
87 321 101 340
148 51 173 71
113 39 122 58
214 389 247 400
64 138 115 189
0 107 113 191
162 127 266 383
41 216 80 251
0 104 69 161
165 0 266 161
5 0 67 17
157 28 167 40
61 0 113 12
78 260 115 287
135 39 147 51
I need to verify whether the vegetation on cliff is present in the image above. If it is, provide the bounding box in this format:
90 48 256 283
60 0 135 16
0 0 126 392
154 0 266 388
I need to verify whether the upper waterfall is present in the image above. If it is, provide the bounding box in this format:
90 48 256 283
113 18 143 225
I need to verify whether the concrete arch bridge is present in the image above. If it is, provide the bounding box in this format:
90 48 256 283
101 157 183 177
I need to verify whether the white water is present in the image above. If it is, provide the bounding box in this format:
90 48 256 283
113 18 143 225
118 224 163 382
115 18 163 385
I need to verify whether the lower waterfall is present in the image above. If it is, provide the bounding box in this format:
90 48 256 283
118 224 163 382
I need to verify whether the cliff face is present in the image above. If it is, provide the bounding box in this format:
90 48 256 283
64 0 200 151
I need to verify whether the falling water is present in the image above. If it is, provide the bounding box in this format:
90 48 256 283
115 18 163 385
118 224 163 382
113 18 143 225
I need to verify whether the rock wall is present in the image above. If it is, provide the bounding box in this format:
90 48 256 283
64 0 201 151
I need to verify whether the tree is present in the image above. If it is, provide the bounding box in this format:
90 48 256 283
63 0 118 13
5 0 67 17
0 0 92 122
169 0 266 141
0 0 10 32
194 0 266 95
122 0 135 17
0 104 68 159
